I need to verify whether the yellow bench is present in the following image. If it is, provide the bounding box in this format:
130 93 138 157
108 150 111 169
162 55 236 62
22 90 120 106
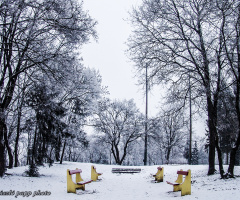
153 167 164 182
91 165 102 181
67 168 92 193
166 169 191 196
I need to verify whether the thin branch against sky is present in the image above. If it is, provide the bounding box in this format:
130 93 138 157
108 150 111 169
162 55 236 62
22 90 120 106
81 0 162 117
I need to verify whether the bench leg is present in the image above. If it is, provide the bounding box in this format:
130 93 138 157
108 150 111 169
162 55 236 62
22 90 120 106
155 175 163 182
173 185 182 192
181 184 191 196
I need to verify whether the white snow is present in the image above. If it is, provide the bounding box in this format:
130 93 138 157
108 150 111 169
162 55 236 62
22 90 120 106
1 162 240 199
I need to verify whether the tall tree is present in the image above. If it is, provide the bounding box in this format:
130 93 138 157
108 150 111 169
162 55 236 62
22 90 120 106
128 0 227 177
0 0 97 177
220 0 240 176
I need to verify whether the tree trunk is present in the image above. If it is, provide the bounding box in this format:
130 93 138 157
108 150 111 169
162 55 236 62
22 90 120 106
207 99 225 177
60 139 66 164
3 124 13 169
0 115 6 176
207 98 216 175
32 127 38 165
228 148 238 177
68 147 71 161
166 147 171 165
14 109 22 167
228 129 240 177
5 143 13 169
0 136 5 177
112 143 121 165
120 142 129 165
55 136 61 162
215 140 225 178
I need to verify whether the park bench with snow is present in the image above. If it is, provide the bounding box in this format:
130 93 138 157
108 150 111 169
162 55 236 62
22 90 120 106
91 165 102 181
166 169 191 196
67 168 92 193
153 166 164 182
112 168 141 173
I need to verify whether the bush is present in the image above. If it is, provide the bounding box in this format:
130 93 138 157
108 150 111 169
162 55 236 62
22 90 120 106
25 163 40 177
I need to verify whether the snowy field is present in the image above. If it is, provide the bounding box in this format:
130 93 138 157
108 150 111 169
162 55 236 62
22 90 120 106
1 162 240 200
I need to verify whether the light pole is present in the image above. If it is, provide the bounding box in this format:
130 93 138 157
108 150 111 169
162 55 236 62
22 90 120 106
144 65 148 166
189 71 192 165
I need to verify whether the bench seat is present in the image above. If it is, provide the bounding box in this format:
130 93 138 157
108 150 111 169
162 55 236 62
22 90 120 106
112 168 141 173
166 181 180 186
77 180 93 185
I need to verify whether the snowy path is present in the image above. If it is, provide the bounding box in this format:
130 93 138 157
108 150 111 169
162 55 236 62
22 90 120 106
1 162 240 200
83 170 164 200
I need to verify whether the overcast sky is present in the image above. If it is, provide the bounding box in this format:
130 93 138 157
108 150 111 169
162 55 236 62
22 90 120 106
81 0 162 116
81 0 206 136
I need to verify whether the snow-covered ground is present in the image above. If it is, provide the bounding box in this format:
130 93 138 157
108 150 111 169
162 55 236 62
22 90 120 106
1 162 240 200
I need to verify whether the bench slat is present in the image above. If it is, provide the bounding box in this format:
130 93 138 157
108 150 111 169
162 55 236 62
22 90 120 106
177 171 188 176
112 168 141 173
77 180 92 185
166 181 180 186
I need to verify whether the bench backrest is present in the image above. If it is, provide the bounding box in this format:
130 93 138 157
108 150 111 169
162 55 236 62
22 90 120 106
177 170 188 176
69 169 82 175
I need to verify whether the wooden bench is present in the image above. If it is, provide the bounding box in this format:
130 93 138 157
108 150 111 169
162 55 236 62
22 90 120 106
166 169 191 196
67 168 92 193
112 168 141 173
153 167 164 182
91 165 102 181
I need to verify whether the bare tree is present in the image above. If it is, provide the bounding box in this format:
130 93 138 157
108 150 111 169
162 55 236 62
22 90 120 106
128 0 229 177
150 109 187 164
94 99 144 165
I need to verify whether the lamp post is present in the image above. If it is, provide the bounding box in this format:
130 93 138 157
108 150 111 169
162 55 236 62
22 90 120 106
144 65 148 166
189 71 192 165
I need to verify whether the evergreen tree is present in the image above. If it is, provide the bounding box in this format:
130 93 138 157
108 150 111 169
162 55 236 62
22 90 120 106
184 140 190 162
26 81 66 166
192 141 199 165
25 163 40 177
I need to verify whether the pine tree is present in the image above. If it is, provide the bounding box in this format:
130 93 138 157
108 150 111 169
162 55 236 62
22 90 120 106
184 140 190 161
192 141 199 165
25 163 40 177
